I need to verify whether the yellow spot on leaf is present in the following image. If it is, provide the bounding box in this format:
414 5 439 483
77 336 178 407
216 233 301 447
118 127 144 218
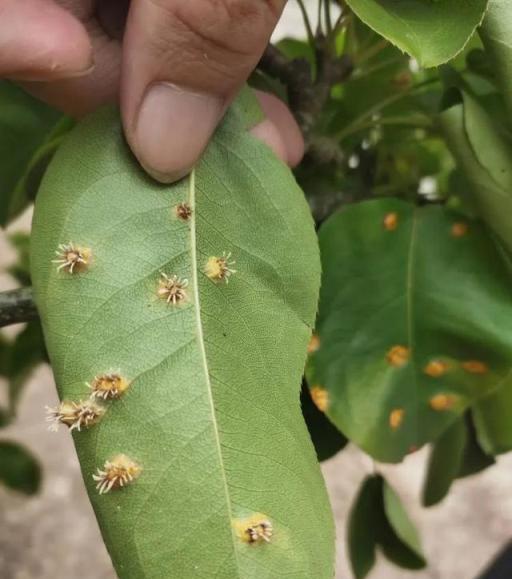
310 386 329 412
175 202 192 221
93 454 141 494
53 243 91 274
424 360 448 378
307 334 320 354
462 360 488 374
383 212 399 231
205 252 236 283
389 408 405 430
429 394 459 412
88 372 130 400
451 222 468 238
386 345 410 367
233 513 273 544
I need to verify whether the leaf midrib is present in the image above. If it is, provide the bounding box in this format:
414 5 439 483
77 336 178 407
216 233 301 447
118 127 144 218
188 169 242 576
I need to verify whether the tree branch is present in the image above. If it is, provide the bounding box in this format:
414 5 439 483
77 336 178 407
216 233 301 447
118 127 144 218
0 288 38 328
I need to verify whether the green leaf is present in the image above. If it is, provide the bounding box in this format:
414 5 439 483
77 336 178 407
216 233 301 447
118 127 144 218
345 0 488 67
0 81 64 226
383 481 425 563
473 379 512 454
348 475 426 577
4 320 47 411
348 476 381 579
31 101 335 578
440 91 512 255
308 198 512 462
422 418 466 507
479 0 512 119
301 384 348 462
0 441 41 495
458 414 495 477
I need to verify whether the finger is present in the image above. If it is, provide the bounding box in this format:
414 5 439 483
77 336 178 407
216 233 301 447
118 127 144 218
254 91 304 167
0 0 93 81
18 18 121 117
121 0 286 182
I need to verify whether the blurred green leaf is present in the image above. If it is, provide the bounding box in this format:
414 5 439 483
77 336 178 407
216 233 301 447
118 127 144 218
0 441 41 495
422 418 466 507
7 232 31 286
346 0 488 67
348 475 426 577
479 0 512 119
308 198 512 462
301 384 348 462
378 481 426 569
458 414 495 477
473 379 512 454
440 91 512 255
0 81 67 226
348 476 381 579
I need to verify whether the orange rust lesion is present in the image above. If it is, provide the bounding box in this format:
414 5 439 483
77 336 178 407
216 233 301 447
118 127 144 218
386 345 410 368
205 252 236 283
461 360 488 375
307 334 320 354
383 212 399 231
451 222 469 238
233 514 273 544
429 393 459 412
389 408 405 430
424 360 448 378
310 386 329 412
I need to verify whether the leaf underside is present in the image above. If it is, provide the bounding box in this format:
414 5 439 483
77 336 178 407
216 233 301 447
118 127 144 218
31 103 334 578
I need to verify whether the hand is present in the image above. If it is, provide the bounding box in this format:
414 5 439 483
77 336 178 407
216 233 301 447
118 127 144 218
0 0 304 181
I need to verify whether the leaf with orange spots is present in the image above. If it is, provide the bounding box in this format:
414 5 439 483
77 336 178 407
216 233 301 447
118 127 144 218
308 198 512 462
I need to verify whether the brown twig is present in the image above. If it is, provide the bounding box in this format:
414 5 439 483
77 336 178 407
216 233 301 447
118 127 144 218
0 288 38 328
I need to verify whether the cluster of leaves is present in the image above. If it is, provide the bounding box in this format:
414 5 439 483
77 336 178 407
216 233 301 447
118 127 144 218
0 82 68 494
1 0 512 577
269 0 512 577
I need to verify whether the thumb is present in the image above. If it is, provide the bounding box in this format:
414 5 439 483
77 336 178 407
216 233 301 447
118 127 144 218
121 0 285 182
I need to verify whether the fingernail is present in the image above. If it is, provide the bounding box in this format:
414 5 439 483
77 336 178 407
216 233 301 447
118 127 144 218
9 57 95 82
134 83 224 182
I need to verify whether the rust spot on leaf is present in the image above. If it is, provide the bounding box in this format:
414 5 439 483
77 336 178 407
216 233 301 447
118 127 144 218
462 360 488 374
233 514 273 544
53 243 91 274
386 345 410 367
158 273 188 305
88 372 130 400
93 454 141 494
424 360 448 378
389 408 405 430
429 393 459 412
205 252 236 283
175 202 192 221
307 334 320 354
451 222 468 238
310 386 329 412
383 212 399 231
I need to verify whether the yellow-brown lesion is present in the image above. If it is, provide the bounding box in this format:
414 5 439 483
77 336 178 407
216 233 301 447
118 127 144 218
386 345 410 368
383 212 399 231
389 408 405 430
158 273 189 305
429 393 459 411
233 513 273 544
88 372 130 400
205 252 236 283
461 360 488 374
46 399 105 432
93 454 141 495
310 386 329 412
424 359 448 378
52 243 91 274
451 222 469 238
307 334 320 354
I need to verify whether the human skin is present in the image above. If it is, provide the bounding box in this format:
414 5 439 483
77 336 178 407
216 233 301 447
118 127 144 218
0 0 304 182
